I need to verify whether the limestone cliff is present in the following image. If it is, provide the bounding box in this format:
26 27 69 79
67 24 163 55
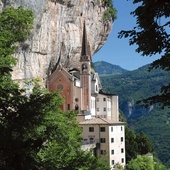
1 0 113 85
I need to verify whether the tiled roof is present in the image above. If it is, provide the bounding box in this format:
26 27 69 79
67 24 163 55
79 117 126 125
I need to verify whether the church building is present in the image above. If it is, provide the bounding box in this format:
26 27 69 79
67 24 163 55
48 22 126 168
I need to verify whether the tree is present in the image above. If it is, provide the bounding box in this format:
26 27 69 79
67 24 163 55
125 127 154 163
126 155 154 170
0 6 34 117
125 127 138 163
113 163 124 170
126 155 168 170
0 6 110 170
154 157 167 170
136 132 154 155
118 0 170 108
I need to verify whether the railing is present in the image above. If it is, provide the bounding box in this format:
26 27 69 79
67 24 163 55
81 139 100 145
81 139 100 151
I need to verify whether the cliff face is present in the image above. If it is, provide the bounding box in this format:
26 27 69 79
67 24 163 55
120 100 154 118
1 0 112 84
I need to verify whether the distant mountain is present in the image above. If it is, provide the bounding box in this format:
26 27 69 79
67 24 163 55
99 64 169 105
95 63 170 167
93 61 128 75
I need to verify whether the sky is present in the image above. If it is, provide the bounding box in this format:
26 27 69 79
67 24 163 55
92 0 160 71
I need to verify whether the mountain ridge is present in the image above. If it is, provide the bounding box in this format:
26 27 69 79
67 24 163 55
93 61 128 75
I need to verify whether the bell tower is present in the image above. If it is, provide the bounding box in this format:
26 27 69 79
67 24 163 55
80 21 91 111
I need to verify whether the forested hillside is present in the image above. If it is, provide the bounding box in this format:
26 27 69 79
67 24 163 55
94 61 170 167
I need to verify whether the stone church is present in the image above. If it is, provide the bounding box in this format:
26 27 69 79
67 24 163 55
47 22 126 168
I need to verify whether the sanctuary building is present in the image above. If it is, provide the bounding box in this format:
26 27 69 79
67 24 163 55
48 22 126 168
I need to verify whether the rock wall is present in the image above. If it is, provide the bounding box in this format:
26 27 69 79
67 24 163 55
1 0 112 85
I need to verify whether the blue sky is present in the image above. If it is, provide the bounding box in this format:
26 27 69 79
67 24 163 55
92 0 160 71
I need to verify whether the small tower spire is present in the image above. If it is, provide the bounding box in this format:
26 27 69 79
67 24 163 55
80 21 91 112
81 21 88 57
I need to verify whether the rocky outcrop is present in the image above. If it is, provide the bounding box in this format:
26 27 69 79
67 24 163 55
1 0 112 85
120 100 154 118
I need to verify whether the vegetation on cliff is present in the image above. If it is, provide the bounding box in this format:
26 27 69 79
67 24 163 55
102 0 117 21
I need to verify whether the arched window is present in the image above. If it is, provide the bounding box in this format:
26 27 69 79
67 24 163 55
75 104 79 110
82 64 87 73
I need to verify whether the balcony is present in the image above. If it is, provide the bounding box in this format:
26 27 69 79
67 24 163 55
81 139 100 151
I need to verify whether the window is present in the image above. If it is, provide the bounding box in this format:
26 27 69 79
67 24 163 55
96 85 98 92
103 107 106 111
121 126 123 131
121 137 123 142
100 150 106 155
82 64 87 73
89 127 94 132
90 137 94 141
68 104 70 110
112 160 114 165
97 108 99 111
111 127 113 132
100 127 105 132
111 138 114 143
121 158 124 163
89 138 94 143
100 138 106 143
75 104 79 110
121 148 124 153
111 149 114 155
103 98 106 101
97 98 99 102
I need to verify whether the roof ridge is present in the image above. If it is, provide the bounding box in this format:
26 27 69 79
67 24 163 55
99 117 109 124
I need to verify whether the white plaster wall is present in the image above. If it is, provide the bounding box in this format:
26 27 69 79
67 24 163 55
111 96 119 121
109 125 126 167
91 96 96 116
96 94 107 117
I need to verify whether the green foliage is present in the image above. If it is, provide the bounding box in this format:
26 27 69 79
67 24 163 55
0 6 33 60
118 0 170 108
102 0 117 21
154 157 167 170
125 127 138 163
128 107 170 168
1 78 110 169
77 152 110 170
136 132 154 155
0 6 34 98
126 155 154 170
113 163 124 170
0 6 34 121
99 64 169 104
126 155 168 170
125 127 154 163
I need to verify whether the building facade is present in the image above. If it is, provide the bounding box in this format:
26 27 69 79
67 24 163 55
48 22 126 168
79 118 125 167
